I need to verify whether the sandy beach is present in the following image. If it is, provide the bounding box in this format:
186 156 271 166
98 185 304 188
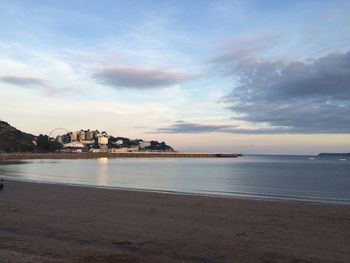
0 180 349 263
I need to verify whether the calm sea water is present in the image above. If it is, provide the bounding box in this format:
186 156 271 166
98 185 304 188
0 155 349 204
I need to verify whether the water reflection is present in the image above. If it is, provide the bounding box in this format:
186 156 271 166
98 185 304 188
97 157 109 185
0 160 28 165
97 157 108 163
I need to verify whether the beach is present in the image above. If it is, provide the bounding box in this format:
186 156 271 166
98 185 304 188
0 180 349 262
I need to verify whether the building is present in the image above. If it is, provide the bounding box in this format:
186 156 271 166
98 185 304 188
109 147 128 153
85 130 94 140
56 135 64 143
139 141 151 149
100 144 108 152
127 147 139 152
116 139 123 145
64 141 84 153
63 129 116 151
80 140 94 145
109 147 138 152
70 132 78 142
93 130 100 138
78 130 86 141
97 135 108 145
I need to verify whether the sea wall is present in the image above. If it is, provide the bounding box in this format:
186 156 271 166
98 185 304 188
0 152 242 160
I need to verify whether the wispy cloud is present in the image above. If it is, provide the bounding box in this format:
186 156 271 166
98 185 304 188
156 120 238 133
211 32 279 65
0 75 49 87
154 120 286 134
94 66 194 89
0 75 74 97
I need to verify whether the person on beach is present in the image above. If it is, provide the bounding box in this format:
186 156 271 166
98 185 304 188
0 179 4 192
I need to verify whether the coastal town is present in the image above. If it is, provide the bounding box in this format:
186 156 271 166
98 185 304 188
0 120 241 158
53 128 174 153
0 120 174 153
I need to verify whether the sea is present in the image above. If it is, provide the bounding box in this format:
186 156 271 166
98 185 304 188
0 155 349 205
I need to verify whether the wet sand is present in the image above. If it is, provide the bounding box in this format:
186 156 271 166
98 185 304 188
0 180 349 263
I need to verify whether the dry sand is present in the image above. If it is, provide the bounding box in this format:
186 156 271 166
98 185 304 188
0 180 349 263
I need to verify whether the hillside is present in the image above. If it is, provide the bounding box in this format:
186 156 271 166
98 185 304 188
0 120 35 152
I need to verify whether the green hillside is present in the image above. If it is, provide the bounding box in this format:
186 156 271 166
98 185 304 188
0 120 35 152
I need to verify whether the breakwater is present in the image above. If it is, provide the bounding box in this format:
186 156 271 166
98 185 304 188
0 152 242 160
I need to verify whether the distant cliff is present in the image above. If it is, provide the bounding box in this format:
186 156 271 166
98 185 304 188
0 120 35 152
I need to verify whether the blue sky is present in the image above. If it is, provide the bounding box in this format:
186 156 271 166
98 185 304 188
0 0 349 154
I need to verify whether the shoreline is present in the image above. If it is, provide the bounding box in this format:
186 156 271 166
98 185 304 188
3 177 350 206
1 180 349 262
0 152 242 160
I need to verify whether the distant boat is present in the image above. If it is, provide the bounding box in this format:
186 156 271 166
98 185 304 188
308 156 316 160
339 154 347 161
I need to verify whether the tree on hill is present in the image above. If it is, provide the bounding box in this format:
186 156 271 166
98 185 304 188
35 134 63 152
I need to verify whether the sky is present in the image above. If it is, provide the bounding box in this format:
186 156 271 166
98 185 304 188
0 0 350 154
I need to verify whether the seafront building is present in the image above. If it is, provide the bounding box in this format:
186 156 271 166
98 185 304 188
63 129 109 152
63 141 84 153
109 147 139 153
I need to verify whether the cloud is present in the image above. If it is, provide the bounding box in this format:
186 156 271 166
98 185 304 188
94 66 194 89
154 120 285 134
211 33 278 65
0 75 49 87
0 75 73 96
213 49 350 134
156 121 237 133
